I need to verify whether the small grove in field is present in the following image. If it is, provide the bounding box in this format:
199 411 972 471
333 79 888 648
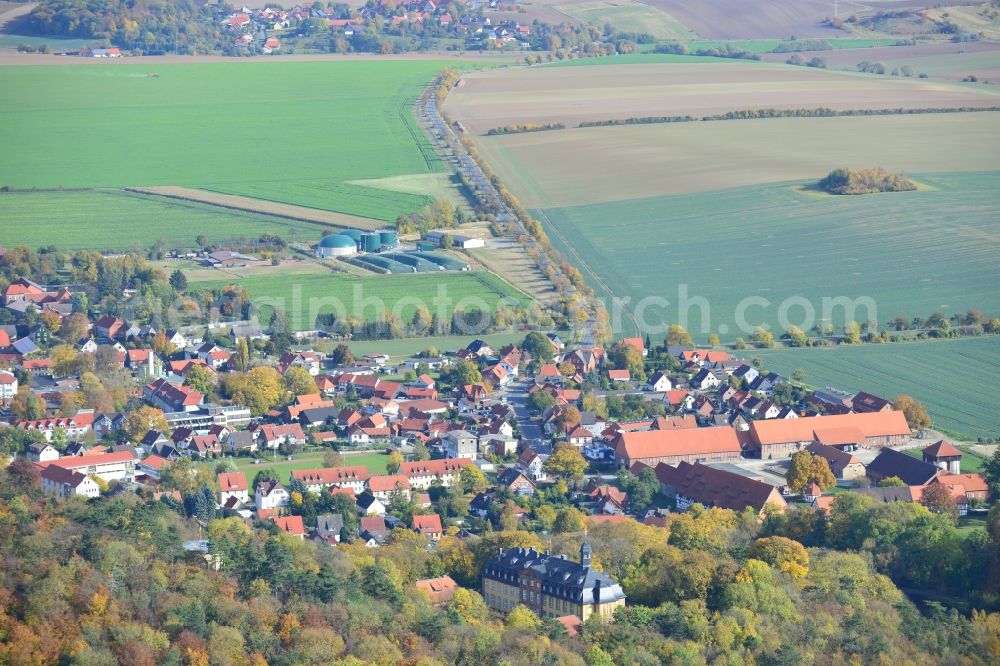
538 172 1000 338
818 167 917 195
475 113 1000 207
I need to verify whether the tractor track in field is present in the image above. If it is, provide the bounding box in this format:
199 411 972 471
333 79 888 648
124 186 386 231
535 209 640 338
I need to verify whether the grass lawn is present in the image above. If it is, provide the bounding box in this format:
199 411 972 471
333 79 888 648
956 515 988 536
754 336 1000 442
221 450 390 480
0 189 330 252
901 443 988 473
0 60 473 221
538 172 1000 340
189 270 531 330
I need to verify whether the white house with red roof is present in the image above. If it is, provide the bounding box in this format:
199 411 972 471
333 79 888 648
218 471 249 506
224 13 252 30
15 409 95 442
292 466 370 494
0 370 18 405
40 466 100 498
38 449 137 483
367 474 411 500
399 458 471 489
412 513 443 540
255 423 306 450
136 454 169 481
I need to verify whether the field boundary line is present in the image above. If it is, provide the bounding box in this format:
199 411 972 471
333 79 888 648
124 186 385 231
536 209 640 337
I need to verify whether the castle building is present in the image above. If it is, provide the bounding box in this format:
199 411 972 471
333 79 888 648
482 543 625 621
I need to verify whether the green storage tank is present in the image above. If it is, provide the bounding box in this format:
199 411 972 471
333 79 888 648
362 233 382 253
379 230 397 248
339 229 363 244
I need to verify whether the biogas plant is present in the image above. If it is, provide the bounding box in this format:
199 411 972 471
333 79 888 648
314 229 471 273
315 228 397 257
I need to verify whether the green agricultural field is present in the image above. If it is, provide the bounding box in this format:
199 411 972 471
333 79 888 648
538 172 1000 340
0 60 469 221
752 336 1000 441
0 189 327 252
190 270 530 331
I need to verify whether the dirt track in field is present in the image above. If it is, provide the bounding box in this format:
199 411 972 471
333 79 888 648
444 61 1000 134
127 186 386 231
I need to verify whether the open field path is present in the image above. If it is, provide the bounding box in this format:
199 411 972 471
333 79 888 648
126 186 386 231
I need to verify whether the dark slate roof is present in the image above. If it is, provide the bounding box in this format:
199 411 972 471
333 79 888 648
483 546 625 605
228 431 256 448
851 391 892 413
299 406 340 425
316 513 344 537
866 448 940 486
356 491 380 509
496 467 534 488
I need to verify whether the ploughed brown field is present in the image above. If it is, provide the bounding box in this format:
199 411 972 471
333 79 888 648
474 112 1000 207
637 0 972 39
444 62 1000 134
759 41 1000 84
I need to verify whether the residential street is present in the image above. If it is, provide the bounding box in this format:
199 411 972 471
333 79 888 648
503 377 548 453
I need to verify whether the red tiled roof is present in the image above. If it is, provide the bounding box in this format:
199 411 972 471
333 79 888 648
412 513 442 533
218 471 248 492
936 472 987 494
272 515 305 536
368 475 410 493
923 440 962 458
41 450 136 469
615 427 741 460
293 466 370 485
621 337 644 352
749 412 910 447
146 378 203 407
400 458 471 477
141 455 169 470
414 575 458 604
